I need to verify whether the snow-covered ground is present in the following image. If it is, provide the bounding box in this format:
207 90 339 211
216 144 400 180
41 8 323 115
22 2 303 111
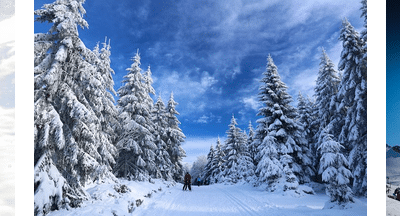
387 154 400 216
0 107 15 216
47 180 366 216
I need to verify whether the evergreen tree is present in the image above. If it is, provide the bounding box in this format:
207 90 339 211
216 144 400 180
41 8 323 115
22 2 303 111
247 121 258 166
337 18 367 197
313 49 341 182
318 128 353 205
91 38 119 176
255 135 282 191
165 92 186 181
210 137 225 183
34 0 117 213
295 92 315 183
254 55 310 190
222 115 254 183
115 51 157 181
314 49 340 130
202 144 215 183
152 96 173 180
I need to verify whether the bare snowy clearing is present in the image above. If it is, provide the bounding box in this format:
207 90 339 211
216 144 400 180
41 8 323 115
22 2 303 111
47 179 366 216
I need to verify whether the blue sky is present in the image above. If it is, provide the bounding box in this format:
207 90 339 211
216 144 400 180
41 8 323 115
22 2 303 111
387 0 400 147
34 0 365 163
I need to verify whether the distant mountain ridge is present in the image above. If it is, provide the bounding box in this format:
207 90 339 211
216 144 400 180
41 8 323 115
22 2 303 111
387 144 400 158
394 146 400 153
387 144 400 153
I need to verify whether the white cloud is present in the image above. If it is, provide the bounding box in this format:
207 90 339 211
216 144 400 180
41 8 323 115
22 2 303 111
182 136 226 164
289 68 318 100
195 115 209 124
153 69 219 116
242 96 260 111
194 112 221 124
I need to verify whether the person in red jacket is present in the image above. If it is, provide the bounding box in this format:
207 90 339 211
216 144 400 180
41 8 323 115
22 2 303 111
183 172 191 191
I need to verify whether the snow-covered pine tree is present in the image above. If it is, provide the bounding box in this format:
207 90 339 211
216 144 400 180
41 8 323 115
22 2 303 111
297 93 317 146
360 0 367 72
254 55 311 190
202 144 215 183
115 51 157 181
222 115 243 183
337 18 367 197
210 137 225 183
318 128 354 206
152 95 173 180
34 1 117 214
222 115 255 183
143 65 156 108
312 49 341 182
255 135 282 190
295 92 315 183
91 38 119 178
247 121 258 166
314 49 341 130
165 92 186 181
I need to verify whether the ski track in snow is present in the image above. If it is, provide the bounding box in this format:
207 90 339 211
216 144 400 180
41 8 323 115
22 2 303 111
135 184 366 216
46 180 366 216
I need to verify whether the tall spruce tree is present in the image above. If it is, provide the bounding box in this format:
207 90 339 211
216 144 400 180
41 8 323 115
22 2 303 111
210 137 225 183
152 96 173 180
337 18 367 197
202 144 215 183
115 51 157 181
295 92 315 183
34 0 117 214
165 92 186 181
254 55 311 190
247 121 258 166
91 39 119 176
222 115 254 183
313 49 341 182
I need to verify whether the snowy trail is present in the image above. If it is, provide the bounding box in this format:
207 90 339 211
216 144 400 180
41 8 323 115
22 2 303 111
46 181 366 216
135 183 366 216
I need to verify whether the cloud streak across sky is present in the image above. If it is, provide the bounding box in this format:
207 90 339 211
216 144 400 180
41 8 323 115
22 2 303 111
34 0 364 163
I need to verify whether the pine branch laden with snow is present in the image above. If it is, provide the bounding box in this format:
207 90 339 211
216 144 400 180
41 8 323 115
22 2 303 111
34 0 118 214
253 55 312 190
336 17 367 197
318 128 354 206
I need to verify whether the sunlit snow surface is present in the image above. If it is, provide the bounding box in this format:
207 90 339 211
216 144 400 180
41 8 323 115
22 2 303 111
47 179 366 216
0 107 15 216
